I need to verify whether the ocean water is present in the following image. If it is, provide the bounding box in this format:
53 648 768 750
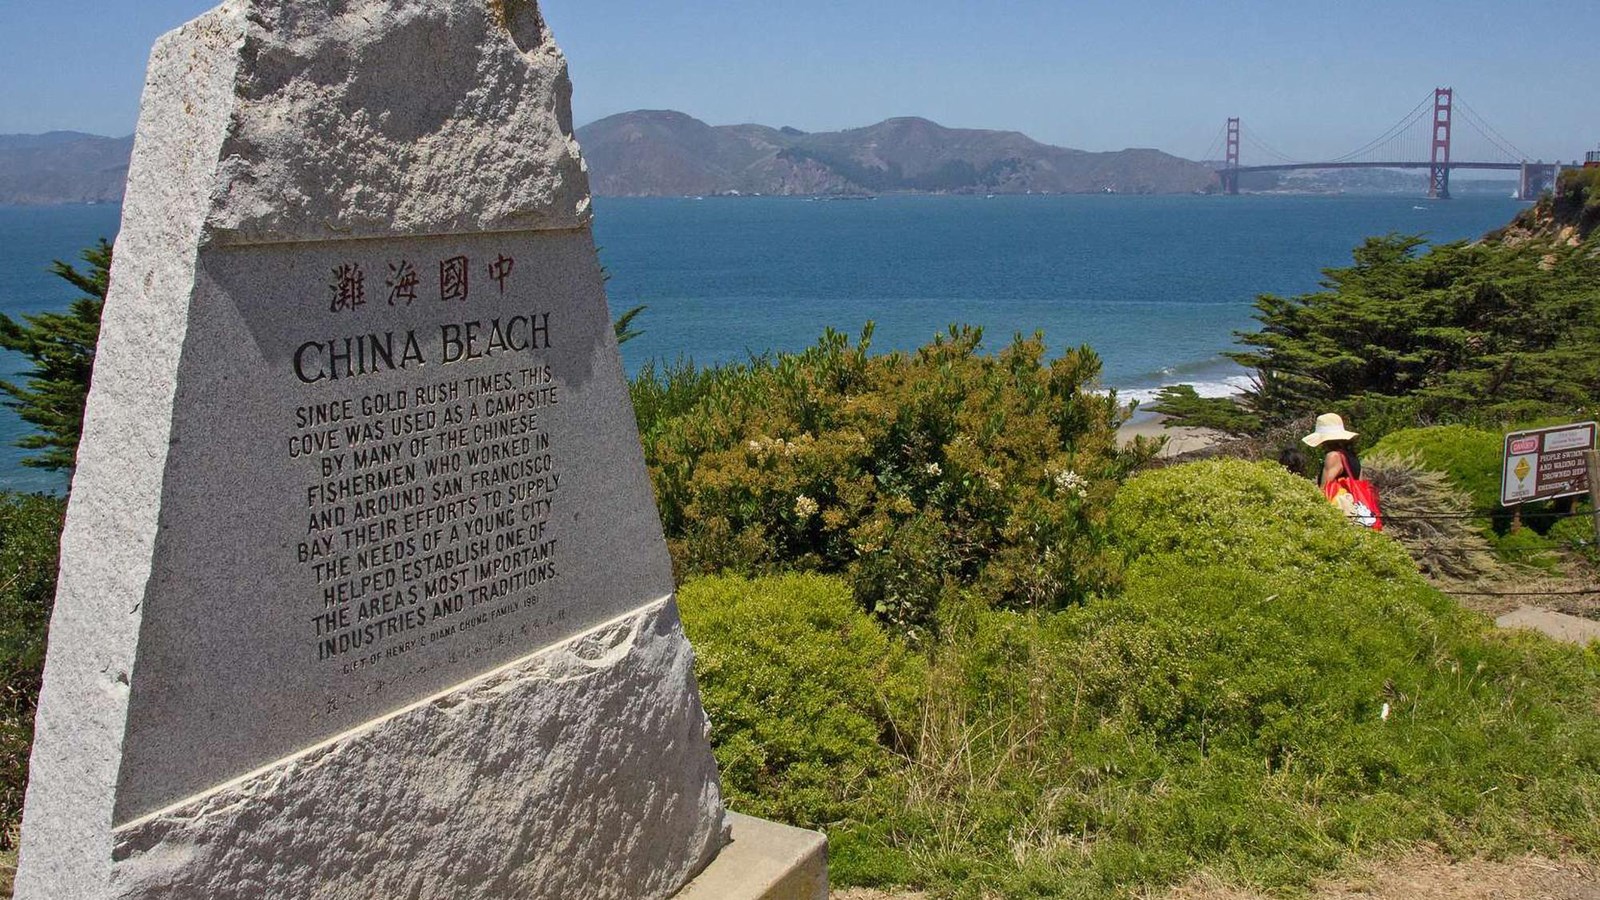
0 193 1524 493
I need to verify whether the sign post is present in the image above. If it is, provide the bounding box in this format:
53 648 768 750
1501 421 1598 509
1588 449 1600 548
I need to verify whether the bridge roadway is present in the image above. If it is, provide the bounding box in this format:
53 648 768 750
1224 161 1522 174
1215 160 1559 199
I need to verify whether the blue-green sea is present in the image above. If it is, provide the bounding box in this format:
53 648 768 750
0 193 1525 493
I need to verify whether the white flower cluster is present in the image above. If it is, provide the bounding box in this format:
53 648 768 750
923 462 942 477
1053 469 1089 499
747 436 800 459
794 495 820 518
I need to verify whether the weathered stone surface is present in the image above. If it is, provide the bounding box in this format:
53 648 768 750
16 2 726 897
108 598 724 900
210 0 591 244
16 10 246 896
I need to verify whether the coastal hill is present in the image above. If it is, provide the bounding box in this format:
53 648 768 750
1 116 1214 204
576 110 1218 196
0 133 131 205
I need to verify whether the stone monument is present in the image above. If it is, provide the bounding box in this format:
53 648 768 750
15 2 822 897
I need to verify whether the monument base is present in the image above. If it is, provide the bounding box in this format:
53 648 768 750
674 813 829 900
78 598 725 900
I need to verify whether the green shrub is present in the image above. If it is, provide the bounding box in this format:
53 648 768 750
641 326 1143 633
1103 460 1471 753
1548 512 1599 562
866 462 1600 896
677 573 924 883
0 492 64 844
670 470 1600 896
1368 425 1503 513
1368 424 1594 557
1110 458 1424 587
1490 525 1564 571
1552 167 1600 238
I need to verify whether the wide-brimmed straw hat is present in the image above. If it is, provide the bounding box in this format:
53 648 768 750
1303 413 1359 447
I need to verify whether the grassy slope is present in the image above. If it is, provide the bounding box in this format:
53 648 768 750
681 460 1600 898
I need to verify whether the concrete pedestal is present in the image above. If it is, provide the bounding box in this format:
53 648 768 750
675 813 828 900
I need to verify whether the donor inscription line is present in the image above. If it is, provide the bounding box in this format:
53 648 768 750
283 250 571 719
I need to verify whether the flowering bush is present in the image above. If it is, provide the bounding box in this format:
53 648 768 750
635 325 1146 632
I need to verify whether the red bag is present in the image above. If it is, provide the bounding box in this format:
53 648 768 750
1323 451 1383 531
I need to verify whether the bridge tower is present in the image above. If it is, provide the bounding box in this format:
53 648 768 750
1223 117 1241 195
1429 88 1453 200
1519 162 1558 201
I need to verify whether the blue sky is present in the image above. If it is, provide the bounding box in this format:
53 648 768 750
0 0 1592 162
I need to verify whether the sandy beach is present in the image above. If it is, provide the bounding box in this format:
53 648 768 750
1117 415 1227 458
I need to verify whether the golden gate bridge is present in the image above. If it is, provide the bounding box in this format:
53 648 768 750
1205 88 1569 200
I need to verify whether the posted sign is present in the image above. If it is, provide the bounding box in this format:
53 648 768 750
1501 421 1597 506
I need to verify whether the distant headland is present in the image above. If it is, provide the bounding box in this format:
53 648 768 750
0 132 132 205
575 110 1217 197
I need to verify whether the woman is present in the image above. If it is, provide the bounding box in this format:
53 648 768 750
1302 413 1360 488
1302 413 1381 529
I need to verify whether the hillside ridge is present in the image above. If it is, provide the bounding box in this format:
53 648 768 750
0 133 132 205
0 114 1219 204
576 110 1217 197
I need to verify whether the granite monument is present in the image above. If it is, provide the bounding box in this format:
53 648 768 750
13 2 780 897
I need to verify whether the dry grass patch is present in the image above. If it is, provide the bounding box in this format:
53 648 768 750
1157 851 1600 900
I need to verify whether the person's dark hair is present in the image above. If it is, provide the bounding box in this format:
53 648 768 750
1278 446 1310 478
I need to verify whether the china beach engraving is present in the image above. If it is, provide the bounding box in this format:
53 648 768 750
296 369 565 671
100 230 675 818
283 249 566 681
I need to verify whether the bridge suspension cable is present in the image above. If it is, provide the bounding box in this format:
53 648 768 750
1454 97 1529 163
1219 90 1535 167
1198 125 1226 167
1238 124 1301 165
1326 92 1436 163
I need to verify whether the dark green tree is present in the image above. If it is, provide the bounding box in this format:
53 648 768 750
0 240 111 472
1155 230 1600 439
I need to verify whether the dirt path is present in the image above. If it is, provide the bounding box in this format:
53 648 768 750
834 852 1600 900
1162 852 1600 900
1496 606 1600 645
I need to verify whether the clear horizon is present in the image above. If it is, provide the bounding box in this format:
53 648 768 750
1 1 1594 163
